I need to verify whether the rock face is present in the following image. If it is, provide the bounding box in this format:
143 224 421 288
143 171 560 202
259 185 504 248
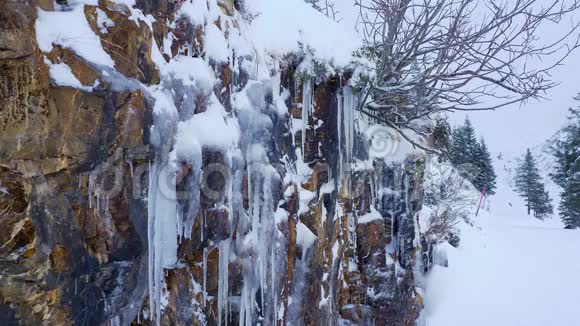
0 1 424 325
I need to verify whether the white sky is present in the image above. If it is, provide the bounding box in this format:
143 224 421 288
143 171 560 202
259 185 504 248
450 54 579 160
334 0 580 159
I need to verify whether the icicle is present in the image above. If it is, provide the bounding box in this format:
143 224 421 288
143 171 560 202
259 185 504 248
301 79 312 158
337 88 343 181
404 171 409 213
89 173 95 209
251 164 263 318
96 189 101 213
148 161 179 326
218 151 232 326
183 152 201 239
344 87 351 166
200 210 204 241
259 169 268 319
203 247 208 305
239 282 252 326
218 240 230 326
126 159 134 179
337 86 357 189
343 86 355 166
271 242 277 324
105 195 109 217
247 147 253 224
147 162 155 325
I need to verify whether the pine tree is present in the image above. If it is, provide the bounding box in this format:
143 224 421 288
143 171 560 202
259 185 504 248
449 126 465 164
462 118 479 164
473 138 497 195
449 117 495 194
432 117 451 152
450 117 479 164
514 149 552 217
559 173 580 228
531 185 554 219
551 106 580 228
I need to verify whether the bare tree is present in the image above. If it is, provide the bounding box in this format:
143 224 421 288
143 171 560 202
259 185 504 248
306 0 341 21
419 160 475 271
354 0 580 150
421 161 473 242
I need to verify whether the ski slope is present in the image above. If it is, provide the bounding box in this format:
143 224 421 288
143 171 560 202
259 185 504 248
423 207 580 326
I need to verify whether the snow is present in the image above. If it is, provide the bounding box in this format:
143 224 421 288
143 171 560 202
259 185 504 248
358 206 383 224
162 56 216 92
36 7 115 67
96 8 114 34
365 124 425 163
48 63 94 91
297 188 316 216
204 23 230 63
424 210 580 326
109 0 156 28
175 95 240 152
421 126 580 325
244 0 362 67
179 0 219 27
149 88 178 117
296 222 317 251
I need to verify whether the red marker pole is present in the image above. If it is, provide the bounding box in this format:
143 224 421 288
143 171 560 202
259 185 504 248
476 185 486 217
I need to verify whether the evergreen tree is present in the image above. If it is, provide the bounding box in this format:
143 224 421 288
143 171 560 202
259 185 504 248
450 117 479 166
473 138 497 195
432 117 452 152
514 149 552 217
449 117 495 194
449 126 465 164
462 118 479 163
559 173 580 228
531 185 554 219
551 106 580 228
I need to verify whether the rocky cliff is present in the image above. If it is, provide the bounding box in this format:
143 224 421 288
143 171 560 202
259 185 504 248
0 1 425 325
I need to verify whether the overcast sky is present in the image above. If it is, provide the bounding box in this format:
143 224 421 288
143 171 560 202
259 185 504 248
334 0 580 159
450 51 580 160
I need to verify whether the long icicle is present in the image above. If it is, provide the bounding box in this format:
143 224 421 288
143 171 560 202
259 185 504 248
302 79 312 158
147 161 156 324
218 151 234 326
337 87 343 183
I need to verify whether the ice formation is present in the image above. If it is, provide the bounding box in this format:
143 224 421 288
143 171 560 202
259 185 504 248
33 0 422 324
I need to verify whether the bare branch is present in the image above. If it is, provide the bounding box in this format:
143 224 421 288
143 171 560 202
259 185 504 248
355 0 580 130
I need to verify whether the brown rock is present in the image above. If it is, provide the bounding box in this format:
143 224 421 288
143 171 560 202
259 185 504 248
217 0 235 16
46 47 101 86
48 245 69 272
86 1 159 83
0 1 36 60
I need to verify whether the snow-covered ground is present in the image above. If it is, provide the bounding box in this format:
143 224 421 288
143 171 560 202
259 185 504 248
423 200 580 325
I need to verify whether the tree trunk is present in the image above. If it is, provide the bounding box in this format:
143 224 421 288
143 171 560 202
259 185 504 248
527 198 531 215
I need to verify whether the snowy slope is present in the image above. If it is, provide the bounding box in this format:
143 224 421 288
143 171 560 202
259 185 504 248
424 210 580 326
491 139 563 221
422 146 580 325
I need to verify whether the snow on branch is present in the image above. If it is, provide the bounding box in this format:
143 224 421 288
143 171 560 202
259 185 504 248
355 0 580 126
